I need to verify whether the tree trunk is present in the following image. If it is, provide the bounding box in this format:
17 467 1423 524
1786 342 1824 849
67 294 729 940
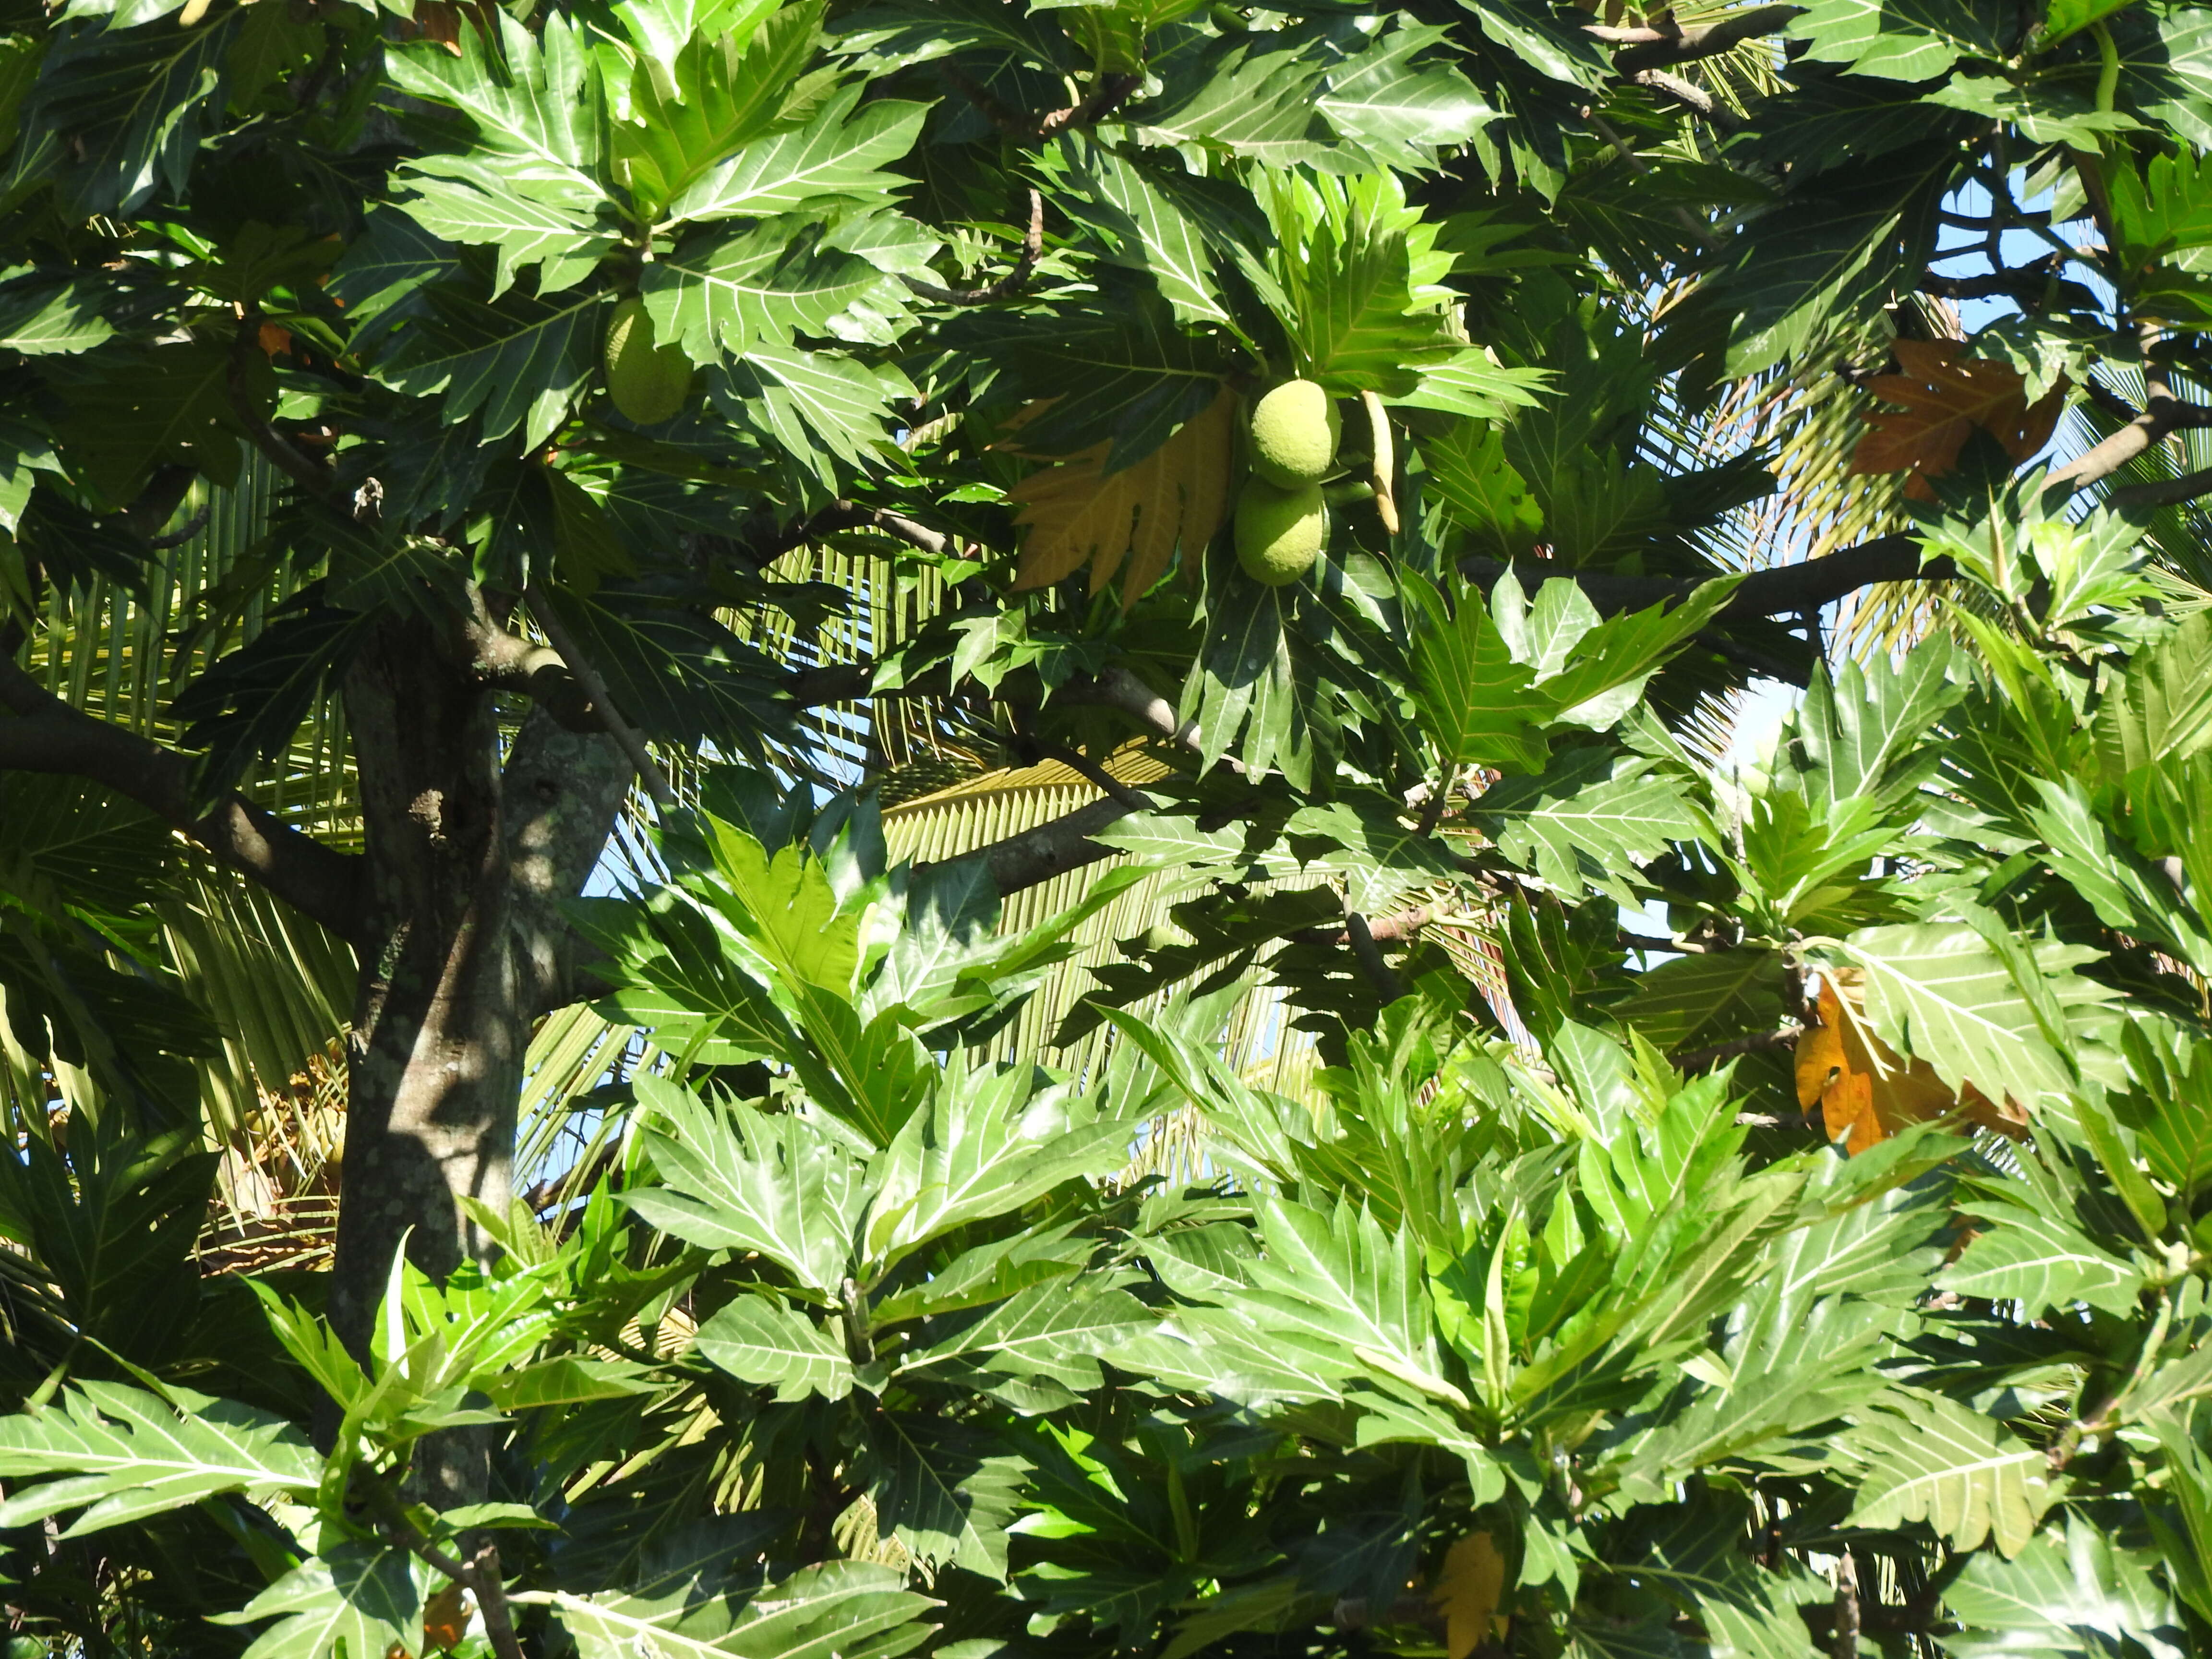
324 615 630 1501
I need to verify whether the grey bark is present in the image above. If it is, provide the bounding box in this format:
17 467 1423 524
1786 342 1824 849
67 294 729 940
325 616 629 1500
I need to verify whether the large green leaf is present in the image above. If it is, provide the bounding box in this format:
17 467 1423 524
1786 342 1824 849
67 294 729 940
642 216 909 366
208 1544 430 1659
1314 22 1495 168
1611 949 1786 1055
623 1075 863 1290
1062 144 1237 331
870 1065 1133 1265
859 1414 1028 1579
546 1560 937 1659
1824 925 2110 1111
385 13 606 194
1841 1389 2055 1557
616 0 823 219
373 282 603 449
695 1295 855 1401
10 14 234 216
662 87 927 226
0 1381 321 1534
1403 569 1544 772
1135 31 1332 163
1934 1197 2145 1317
1787 0 2009 80
904 1282 1154 1388
1240 1196 1454 1399
391 162 614 298
1942 1516 2185 1659
1472 750 1701 904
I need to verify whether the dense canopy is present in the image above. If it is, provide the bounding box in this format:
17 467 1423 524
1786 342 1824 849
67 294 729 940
3 0 2212 1654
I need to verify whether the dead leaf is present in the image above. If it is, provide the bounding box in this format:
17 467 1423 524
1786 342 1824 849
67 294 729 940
1431 1530 1507 1659
422 1582 471 1652
1848 340 2066 500
1794 972 2027 1153
257 322 292 358
1004 385 1233 609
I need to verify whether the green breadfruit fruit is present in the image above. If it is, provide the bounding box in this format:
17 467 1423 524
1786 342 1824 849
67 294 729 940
604 297 693 426
1247 379 1339 489
1234 478 1326 586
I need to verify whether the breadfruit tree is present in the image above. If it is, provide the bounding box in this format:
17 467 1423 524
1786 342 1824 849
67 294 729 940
4 0 2212 1653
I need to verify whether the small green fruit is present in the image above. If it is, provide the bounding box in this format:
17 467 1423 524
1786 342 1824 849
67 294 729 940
1234 478 1326 586
604 296 693 426
1247 378 1339 490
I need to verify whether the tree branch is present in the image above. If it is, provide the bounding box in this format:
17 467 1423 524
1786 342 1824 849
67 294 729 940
735 499 950 568
924 792 1144 896
1608 5 1805 71
2107 464 2212 509
941 62 1142 142
463 603 603 733
1458 535 1951 621
146 502 212 550
0 653 364 939
521 590 675 811
1039 743 1152 812
2052 374 2212 493
1296 904 1437 948
905 189 1045 305
361 1471 524 1659
1343 902 1409 1004
1674 1026 1800 1072
228 317 335 495
1918 254 2067 303
1631 68 1744 131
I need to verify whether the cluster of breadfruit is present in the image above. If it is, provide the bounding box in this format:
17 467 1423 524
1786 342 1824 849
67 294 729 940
1234 380 1340 586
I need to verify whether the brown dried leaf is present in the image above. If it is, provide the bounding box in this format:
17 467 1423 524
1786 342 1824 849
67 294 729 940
1794 971 2026 1154
1848 340 2066 501
1006 385 1234 608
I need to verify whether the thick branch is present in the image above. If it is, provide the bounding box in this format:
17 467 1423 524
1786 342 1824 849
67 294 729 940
465 606 603 733
924 792 1144 896
1053 665 1217 759
0 656 363 939
2107 464 2212 509
1344 903 1409 1004
1459 535 1950 621
2052 386 2212 492
1610 5 1804 71
1918 254 2065 303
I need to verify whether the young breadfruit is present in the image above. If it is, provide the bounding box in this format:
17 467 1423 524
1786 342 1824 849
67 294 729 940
603 296 693 426
1234 477 1326 585
1247 379 1340 490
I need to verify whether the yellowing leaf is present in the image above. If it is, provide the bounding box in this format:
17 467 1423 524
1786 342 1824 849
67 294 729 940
423 1581 471 1651
1431 1530 1506 1659
1848 340 2066 501
1794 972 2025 1154
1005 385 1233 608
